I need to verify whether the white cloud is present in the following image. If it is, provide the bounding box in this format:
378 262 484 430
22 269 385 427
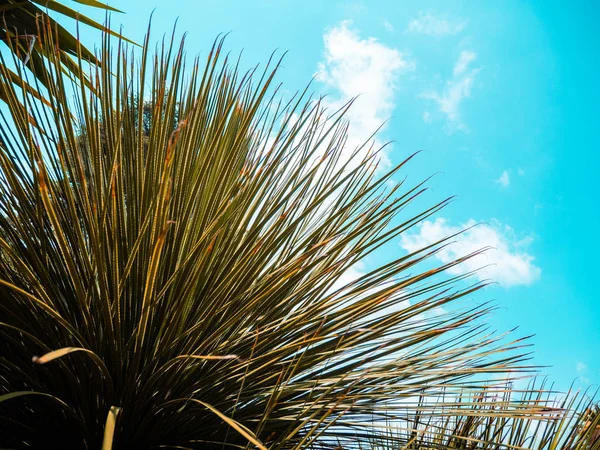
421 51 480 132
518 168 525 176
330 261 366 293
422 111 431 123
453 50 477 76
576 362 588 373
400 218 541 288
407 11 466 36
327 261 415 326
316 21 414 169
496 170 510 187
314 21 414 302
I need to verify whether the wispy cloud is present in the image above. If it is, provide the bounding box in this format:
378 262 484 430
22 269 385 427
454 50 477 76
576 362 590 384
316 21 414 168
383 19 394 33
400 218 541 288
496 170 510 187
421 51 480 132
407 11 466 36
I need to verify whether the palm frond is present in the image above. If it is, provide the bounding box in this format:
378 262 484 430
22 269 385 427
0 0 130 103
368 382 599 450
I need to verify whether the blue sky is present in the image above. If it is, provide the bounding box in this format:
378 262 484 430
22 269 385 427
71 0 599 391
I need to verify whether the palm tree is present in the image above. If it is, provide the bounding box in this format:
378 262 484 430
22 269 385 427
0 21 596 449
0 0 126 103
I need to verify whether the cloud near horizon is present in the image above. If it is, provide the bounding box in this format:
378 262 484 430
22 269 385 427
400 218 541 288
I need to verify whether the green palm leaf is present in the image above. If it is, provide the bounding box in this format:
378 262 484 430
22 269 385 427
0 0 130 103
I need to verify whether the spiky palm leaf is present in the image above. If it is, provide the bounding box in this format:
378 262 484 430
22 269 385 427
0 0 126 104
367 382 599 450
0 21 588 449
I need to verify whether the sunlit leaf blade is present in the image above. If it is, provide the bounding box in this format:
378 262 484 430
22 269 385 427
101 406 121 450
69 0 123 13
